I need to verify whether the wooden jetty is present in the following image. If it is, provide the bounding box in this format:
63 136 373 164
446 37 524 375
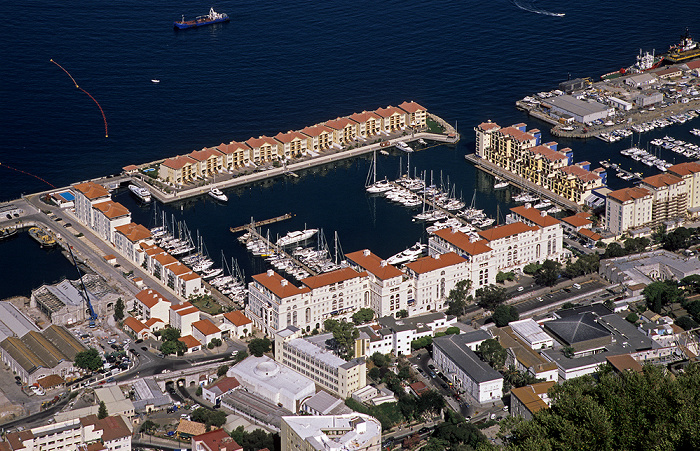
244 226 318 277
229 213 294 234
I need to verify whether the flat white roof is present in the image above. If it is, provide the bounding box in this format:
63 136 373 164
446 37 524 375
282 414 381 451
509 318 554 346
229 356 315 400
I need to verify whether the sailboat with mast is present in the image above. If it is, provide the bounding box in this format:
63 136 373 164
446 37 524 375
366 150 392 193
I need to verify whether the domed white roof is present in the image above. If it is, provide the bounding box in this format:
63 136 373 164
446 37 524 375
254 360 280 377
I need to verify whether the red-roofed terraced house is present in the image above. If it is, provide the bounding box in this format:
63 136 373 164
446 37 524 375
345 249 413 317
404 253 469 313
73 181 111 229
398 101 427 127
274 131 308 158
222 310 253 338
158 155 197 185
246 267 369 336
325 117 358 146
192 319 222 347
349 111 382 138
216 141 251 169
245 136 280 163
375 106 406 132
300 124 333 152
188 147 224 178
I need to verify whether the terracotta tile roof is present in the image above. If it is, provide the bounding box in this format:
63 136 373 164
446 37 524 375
530 145 568 162
80 414 132 442
179 272 201 282
193 429 242 451
642 173 684 188
168 262 192 276
499 126 535 143
103 254 116 261
154 253 178 266
477 121 500 131
144 317 164 328
607 186 651 203
246 135 279 148
193 319 221 336
93 200 130 219
115 222 151 242
510 205 560 227
374 105 404 118
209 376 241 394
136 288 168 308
409 381 429 395
561 214 592 228
223 310 253 327
6 430 33 449
578 228 602 241
36 374 65 389
479 222 538 242
216 141 251 154
560 165 601 182
73 181 110 200
178 335 201 349
300 124 332 137
433 228 492 255
301 267 366 289
325 117 357 129
122 164 138 172
406 252 466 274
274 130 308 143
398 101 426 113
252 271 310 299
349 111 380 123
510 382 555 415
685 60 700 70
124 316 149 333
668 161 700 176
189 147 223 162
162 155 196 170
345 250 403 280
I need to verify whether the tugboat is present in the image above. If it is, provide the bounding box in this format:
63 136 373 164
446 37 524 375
28 225 57 248
174 7 230 29
664 28 700 63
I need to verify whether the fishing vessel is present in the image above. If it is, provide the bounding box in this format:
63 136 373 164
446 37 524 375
174 7 230 30
209 186 228 202
601 49 665 80
276 229 319 247
128 184 151 202
28 226 57 248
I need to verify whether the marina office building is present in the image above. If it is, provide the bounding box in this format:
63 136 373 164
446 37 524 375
474 121 604 205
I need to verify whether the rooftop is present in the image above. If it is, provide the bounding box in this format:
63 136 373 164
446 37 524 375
642 173 684 189
510 205 560 227
282 414 382 451
405 252 466 274
432 228 492 255
345 250 403 280
607 186 651 203
192 319 221 336
162 155 196 170
73 182 109 200
479 221 538 242
229 356 316 400
432 334 502 383
301 267 366 290
398 101 427 113
93 201 130 219
252 270 310 299
223 310 253 327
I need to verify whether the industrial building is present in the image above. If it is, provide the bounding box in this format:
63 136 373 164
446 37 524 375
544 95 613 123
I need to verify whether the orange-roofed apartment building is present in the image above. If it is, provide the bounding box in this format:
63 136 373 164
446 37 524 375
325 117 358 147
192 319 222 347
605 186 653 235
170 302 201 336
349 111 382 138
246 136 280 163
73 181 111 229
188 147 224 178
668 161 700 215
300 125 333 152
275 131 308 158
404 253 469 314
246 268 370 335
478 221 566 271
135 288 171 323
159 155 196 185
114 222 153 265
345 249 412 318
92 200 132 244
216 141 251 169
474 121 603 205
429 228 496 292
375 106 407 133
398 101 428 127
641 173 688 227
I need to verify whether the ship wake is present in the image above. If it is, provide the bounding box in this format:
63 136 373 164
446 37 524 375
510 0 565 17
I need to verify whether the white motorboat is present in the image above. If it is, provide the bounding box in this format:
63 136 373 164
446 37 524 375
395 141 412 152
494 180 509 189
276 229 319 247
209 186 228 202
151 79 160 83
128 184 151 202
201 267 223 280
366 179 393 193
387 242 426 265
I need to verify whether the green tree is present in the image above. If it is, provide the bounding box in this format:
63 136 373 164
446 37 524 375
248 337 271 357
496 271 516 283
368 367 381 380
662 227 692 251
140 419 158 433
114 298 125 321
523 262 542 275
476 338 506 370
396 309 409 319
196 385 203 396
98 401 108 419
564 253 600 278
352 308 375 325
676 316 698 330
75 348 103 372
603 242 626 259
160 327 181 342
643 280 683 313
230 427 277 451
476 284 507 310
445 326 461 335
625 312 639 324
492 304 519 327
324 319 359 358
433 410 487 449
411 336 433 350
682 274 700 294
534 259 560 286
161 339 186 355
371 352 390 368
446 279 472 316
217 364 230 377
503 365 540 392
233 350 248 363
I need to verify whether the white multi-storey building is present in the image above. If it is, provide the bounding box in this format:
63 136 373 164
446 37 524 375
281 414 382 451
114 222 153 265
275 326 367 398
429 229 495 292
134 288 171 324
404 252 469 314
169 302 200 336
605 186 654 235
246 268 370 336
669 161 700 214
91 200 131 244
345 249 412 318
73 181 111 229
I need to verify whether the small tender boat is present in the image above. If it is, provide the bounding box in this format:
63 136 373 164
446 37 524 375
151 79 160 83
395 141 412 152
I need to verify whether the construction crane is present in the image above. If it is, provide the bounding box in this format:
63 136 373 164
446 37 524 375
67 244 98 327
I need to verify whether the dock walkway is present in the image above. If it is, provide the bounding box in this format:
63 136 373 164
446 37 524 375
230 213 293 234
244 226 319 277
464 154 581 212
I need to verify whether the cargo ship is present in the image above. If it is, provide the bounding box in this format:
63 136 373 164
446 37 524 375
28 225 57 248
174 8 230 29
664 28 700 63
600 49 665 80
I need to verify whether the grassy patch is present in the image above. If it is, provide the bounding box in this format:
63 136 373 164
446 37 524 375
191 296 224 315
426 116 444 133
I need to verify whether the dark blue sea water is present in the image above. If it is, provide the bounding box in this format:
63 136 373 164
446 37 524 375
2 0 700 298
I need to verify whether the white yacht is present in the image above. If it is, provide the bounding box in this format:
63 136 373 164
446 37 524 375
276 229 319 247
494 179 509 189
128 184 151 202
395 141 412 152
209 186 228 202
387 242 426 265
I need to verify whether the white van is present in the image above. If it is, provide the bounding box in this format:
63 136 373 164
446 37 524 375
573 283 581 290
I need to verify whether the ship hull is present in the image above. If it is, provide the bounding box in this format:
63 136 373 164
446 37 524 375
174 17 230 29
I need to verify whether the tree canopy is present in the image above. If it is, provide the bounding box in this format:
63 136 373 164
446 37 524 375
160 339 186 356
114 298 125 321
563 253 600 278
97 401 108 419
191 407 227 428
230 427 278 451
643 280 683 314
74 348 103 371
324 319 359 359
476 284 507 310
505 364 700 451
492 304 519 327
248 337 271 357
446 279 472 316
534 259 561 286
477 338 506 370
160 327 181 342
352 308 375 325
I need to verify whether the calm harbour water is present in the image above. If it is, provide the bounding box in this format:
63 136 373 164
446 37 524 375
1 0 700 298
